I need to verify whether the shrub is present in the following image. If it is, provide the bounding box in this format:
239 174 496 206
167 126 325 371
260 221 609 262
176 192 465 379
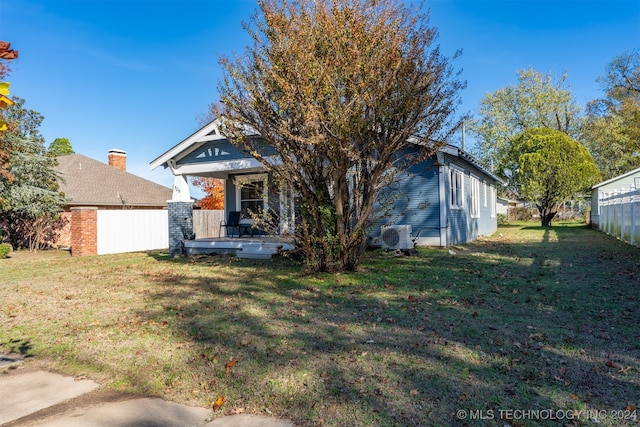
497 213 509 225
0 243 12 259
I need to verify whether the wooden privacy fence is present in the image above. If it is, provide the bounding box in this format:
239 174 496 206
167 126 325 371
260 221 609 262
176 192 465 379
193 210 225 238
598 189 640 247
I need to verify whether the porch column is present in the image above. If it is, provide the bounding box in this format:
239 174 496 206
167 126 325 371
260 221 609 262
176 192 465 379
172 174 192 202
168 201 194 257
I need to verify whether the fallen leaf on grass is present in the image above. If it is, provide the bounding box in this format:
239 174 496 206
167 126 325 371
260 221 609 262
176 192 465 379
230 407 245 415
225 359 237 373
212 396 224 411
606 359 619 369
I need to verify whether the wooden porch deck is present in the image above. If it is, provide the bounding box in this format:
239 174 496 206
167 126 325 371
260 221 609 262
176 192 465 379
183 236 295 259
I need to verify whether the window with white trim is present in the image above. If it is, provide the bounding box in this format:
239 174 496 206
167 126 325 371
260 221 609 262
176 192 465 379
234 174 268 218
470 176 480 218
450 169 464 209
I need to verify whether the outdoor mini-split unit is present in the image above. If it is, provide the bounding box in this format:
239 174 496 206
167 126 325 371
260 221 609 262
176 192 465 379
380 224 414 250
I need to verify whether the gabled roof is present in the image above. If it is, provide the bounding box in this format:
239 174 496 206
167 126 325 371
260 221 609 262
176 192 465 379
56 154 172 207
151 119 505 185
439 145 505 185
150 120 227 171
592 166 640 189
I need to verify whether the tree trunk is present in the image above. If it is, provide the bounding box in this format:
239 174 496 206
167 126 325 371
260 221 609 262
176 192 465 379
540 211 556 227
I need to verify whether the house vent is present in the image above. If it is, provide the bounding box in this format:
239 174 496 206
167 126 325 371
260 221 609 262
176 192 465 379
381 224 413 250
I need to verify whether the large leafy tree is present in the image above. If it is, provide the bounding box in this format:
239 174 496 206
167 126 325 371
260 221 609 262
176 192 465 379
0 98 67 250
0 41 18 204
503 128 600 227
470 68 581 184
581 51 640 180
191 176 224 210
47 137 75 157
215 0 464 272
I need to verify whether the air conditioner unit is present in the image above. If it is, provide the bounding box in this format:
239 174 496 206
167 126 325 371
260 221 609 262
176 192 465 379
381 224 414 250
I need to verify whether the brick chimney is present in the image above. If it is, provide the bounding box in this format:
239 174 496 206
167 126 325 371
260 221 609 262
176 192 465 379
108 149 126 171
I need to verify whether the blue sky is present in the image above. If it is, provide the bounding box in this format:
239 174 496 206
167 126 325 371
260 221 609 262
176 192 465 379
1 0 639 191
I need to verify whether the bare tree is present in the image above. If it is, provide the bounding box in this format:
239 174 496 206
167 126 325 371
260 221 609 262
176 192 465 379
216 0 465 271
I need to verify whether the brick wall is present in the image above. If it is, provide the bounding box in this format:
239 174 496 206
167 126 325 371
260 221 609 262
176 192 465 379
71 207 97 256
168 201 193 257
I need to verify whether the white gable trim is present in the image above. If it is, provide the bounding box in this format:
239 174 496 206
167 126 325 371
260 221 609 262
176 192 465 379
150 120 226 172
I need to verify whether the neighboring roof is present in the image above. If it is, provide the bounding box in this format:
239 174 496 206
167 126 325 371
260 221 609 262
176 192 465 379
56 154 173 207
592 166 640 189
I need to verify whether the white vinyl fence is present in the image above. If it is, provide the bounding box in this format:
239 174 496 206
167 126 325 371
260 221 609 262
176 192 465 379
97 210 168 255
598 189 640 247
95 209 225 255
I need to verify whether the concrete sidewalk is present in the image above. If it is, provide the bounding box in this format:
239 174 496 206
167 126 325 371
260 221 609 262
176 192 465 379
0 367 293 427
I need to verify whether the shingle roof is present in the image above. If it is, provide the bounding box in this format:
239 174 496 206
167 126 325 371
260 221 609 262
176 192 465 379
55 154 173 207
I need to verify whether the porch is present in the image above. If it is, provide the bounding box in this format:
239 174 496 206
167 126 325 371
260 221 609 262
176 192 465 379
183 236 295 259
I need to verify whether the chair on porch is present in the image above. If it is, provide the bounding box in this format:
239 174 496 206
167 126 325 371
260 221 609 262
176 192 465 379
220 211 242 237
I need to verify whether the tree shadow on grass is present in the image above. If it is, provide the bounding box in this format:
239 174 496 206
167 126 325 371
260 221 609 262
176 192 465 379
0 338 33 357
140 230 639 426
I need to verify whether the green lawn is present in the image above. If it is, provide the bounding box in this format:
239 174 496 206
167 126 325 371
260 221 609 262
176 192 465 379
1 222 638 426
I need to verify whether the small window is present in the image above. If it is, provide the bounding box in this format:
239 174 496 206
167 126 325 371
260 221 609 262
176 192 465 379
240 180 265 217
450 169 463 209
235 174 268 218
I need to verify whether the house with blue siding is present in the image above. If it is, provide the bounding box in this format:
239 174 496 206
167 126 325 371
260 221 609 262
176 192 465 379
151 120 503 255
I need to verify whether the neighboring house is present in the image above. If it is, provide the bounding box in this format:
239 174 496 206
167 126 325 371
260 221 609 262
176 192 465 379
151 120 504 256
590 166 640 229
496 197 512 216
54 149 173 248
497 197 531 221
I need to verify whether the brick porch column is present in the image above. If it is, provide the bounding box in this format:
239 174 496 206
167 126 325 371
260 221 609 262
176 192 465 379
71 207 97 256
168 201 194 257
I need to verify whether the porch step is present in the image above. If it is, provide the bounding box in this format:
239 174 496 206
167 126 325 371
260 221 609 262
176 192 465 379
183 237 295 258
236 243 281 259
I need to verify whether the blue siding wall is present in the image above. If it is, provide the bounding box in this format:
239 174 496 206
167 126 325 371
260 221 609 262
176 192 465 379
446 155 470 245
445 154 498 245
477 179 498 237
371 158 441 242
225 177 237 212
